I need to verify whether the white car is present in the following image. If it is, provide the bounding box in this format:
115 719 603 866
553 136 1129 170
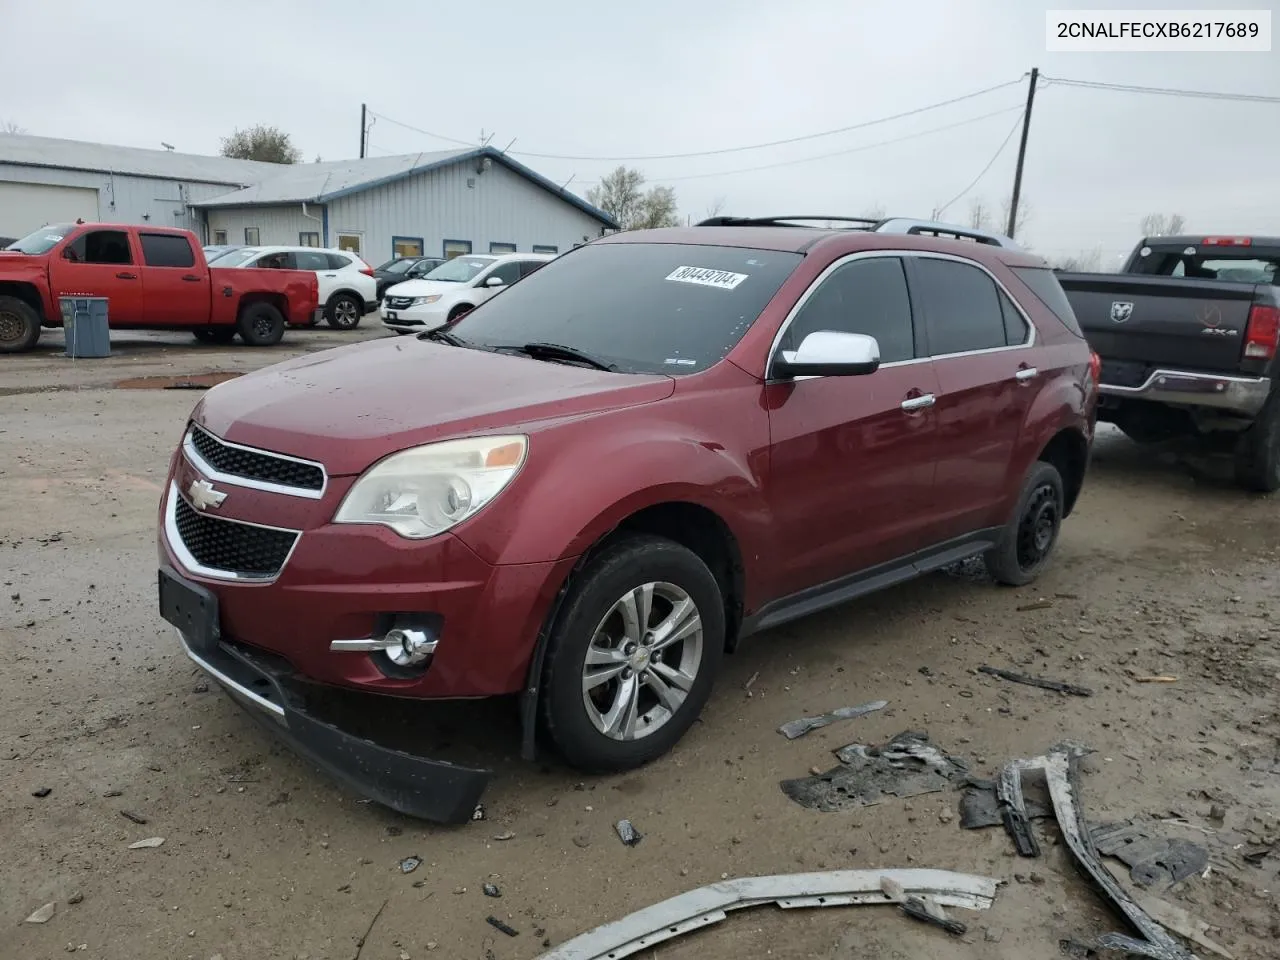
379 252 555 333
208 245 378 330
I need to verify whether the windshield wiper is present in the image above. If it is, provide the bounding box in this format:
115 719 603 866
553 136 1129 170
520 342 616 371
418 328 469 347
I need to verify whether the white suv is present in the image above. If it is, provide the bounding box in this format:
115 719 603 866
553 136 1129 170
208 246 378 329
379 252 555 333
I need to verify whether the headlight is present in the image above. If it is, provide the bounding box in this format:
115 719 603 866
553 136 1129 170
333 435 527 539
411 295 441 306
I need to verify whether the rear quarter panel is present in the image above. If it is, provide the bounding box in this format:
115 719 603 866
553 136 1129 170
209 267 319 326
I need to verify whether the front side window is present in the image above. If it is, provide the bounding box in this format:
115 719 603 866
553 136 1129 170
140 233 195 268
449 242 801 375
484 261 522 286
911 258 1006 356
65 229 132 265
778 257 915 363
208 247 262 267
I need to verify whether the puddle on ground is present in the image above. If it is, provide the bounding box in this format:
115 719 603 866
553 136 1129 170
114 372 243 390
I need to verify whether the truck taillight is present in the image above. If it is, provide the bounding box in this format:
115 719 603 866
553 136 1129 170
1244 304 1279 360
1203 236 1252 246
1088 350 1102 384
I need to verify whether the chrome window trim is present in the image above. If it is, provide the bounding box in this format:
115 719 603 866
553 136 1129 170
184 423 328 500
163 480 303 583
765 249 1036 383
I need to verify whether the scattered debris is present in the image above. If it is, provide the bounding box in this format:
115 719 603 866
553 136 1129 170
354 899 388 960
615 819 643 847
1017 599 1055 611
493 831 515 841
1209 804 1227 822
1241 844 1273 866
399 857 421 874
777 700 889 740
1132 676 1178 684
1110 867 1235 959
487 916 519 938
120 810 148 825
880 875 966 936
483 883 502 898
959 777 1052 829
572 835 591 849
977 665 1094 696
127 837 165 849
24 902 55 924
31 786 51 798
1090 820 1209 888
531 868 998 959
67 893 83 905
744 671 759 694
472 804 486 822
780 731 967 812
192 681 209 693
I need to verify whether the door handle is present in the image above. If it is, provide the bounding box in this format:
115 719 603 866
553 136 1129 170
1014 367 1039 382
181 274 201 282
900 393 936 412
115 271 137 280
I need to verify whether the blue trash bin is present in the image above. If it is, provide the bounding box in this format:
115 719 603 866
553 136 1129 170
60 297 111 358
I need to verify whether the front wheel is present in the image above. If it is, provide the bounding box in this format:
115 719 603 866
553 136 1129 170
540 535 724 773
984 461 1065 587
237 301 285 346
325 294 363 330
0 295 41 354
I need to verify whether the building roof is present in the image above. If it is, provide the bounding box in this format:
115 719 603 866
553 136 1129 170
192 145 618 228
0 132 282 185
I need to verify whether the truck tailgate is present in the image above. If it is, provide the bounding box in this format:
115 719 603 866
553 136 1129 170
1058 273 1258 383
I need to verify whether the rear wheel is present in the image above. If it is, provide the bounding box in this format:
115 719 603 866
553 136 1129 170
325 293 362 330
192 328 237 345
984 461 1065 587
540 535 724 773
0 295 41 354
237 301 285 346
1233 394 1280 493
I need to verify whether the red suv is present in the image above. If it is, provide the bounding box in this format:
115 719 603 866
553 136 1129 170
157 216 1098 823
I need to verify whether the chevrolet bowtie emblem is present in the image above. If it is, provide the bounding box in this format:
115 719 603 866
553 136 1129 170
188 478 227 511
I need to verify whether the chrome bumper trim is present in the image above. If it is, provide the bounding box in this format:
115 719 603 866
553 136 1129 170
1099 368 1271 415
175 628 286 720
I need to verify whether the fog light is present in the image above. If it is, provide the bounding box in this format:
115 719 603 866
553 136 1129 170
384 627 436 666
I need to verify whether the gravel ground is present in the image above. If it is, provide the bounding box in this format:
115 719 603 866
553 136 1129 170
2 328 1278 960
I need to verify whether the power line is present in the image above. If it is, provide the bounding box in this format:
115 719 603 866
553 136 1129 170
933 111 1026 218
572 105 1026 186
1041 75 1280 104
367 78 1025 164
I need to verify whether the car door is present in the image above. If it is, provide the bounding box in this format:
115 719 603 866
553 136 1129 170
473 260 522 305
47 227 145 324
763 254 941 599
904 254 1038 542
139 232 207 326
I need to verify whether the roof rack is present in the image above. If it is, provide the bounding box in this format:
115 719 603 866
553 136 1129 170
693 214 1022 250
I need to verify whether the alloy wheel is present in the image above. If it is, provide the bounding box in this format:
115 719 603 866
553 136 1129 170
334 299 358 328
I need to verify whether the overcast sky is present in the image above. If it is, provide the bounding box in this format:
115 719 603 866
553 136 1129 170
3 0 1276 262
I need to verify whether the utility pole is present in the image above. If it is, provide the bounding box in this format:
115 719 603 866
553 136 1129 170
1006 67 1038 240
359 103 367 159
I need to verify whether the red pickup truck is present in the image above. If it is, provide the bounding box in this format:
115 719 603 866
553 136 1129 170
0 222 319 353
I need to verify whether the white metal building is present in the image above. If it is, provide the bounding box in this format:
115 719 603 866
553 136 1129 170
0 134 617 261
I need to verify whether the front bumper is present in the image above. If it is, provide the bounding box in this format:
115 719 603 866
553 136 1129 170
161 565 490 824
379 301 450 331
1099 367 1271 416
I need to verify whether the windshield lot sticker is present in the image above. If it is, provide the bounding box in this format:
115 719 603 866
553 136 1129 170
664 357 697 366
665 266 748 291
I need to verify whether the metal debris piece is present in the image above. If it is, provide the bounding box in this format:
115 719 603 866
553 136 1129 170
879 875 965 936
487 916 519 937
1132 676 1178 683
977 665 1094 697
25 902 55 924
777 700 889 740
1108 868 1234 960
781 731 967 812
32 787 51 798
532 868 998 960
128 837 165 849
1090 821 1209 888
483 883 501 898
959 777 1052 829
493 831 515 841
400 857 421 874
120 810 148 825
615 819 643 847
472 803 485 821
996 757 1042 857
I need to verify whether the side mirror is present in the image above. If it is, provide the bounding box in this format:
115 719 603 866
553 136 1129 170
771 331 880 379
484 275 506 288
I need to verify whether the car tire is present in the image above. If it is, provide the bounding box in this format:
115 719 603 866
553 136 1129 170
1233 393 1280 493
983 460 1065 587
447 304 474 323
192 328 237 345
236 301 285 347
540 534 725 773
0 295 41 354
325 293 363 330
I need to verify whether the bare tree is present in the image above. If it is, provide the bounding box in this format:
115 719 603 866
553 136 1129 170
1000 195 1032 238
967 198 993 230
1139 213 1186 238
704 196 727 220
220 125 302 164
858 203 887 221
587 166 680 230
1050 248 1104 272
2 119 27 135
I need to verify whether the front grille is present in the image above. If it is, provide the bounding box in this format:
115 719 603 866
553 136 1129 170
189 425 324 492
173 496 297 578
1099 358 1150 388
386 296 414 310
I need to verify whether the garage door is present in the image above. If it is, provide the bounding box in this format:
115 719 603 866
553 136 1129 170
0 182 100 240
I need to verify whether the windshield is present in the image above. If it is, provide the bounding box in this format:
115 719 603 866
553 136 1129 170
449 242 802 375
208 248 264 267
379 258 414 274
423 256 495 283
8 223 76 255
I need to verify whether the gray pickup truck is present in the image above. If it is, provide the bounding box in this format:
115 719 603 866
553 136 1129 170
1058 236 1280 492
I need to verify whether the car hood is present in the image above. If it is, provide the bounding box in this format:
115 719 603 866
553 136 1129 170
383 278 471 297
192 337 675 476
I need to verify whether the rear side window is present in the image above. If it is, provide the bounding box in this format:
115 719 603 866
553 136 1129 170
999 291 1030 345
326 253 352 270
780 256 915 363
912 258 1005 355
140 233 195 268
294 250 330 271
1011 266 1084 337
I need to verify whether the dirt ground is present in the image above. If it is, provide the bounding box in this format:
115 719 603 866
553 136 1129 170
2 327 1278 960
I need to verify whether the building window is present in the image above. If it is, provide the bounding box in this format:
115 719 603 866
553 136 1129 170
337 233 362 254
532 244 558 255
244 227 260 245
299 232 320 247
213 230 227 245
489 241 516 254
393 236 424 258
443 239 472 259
